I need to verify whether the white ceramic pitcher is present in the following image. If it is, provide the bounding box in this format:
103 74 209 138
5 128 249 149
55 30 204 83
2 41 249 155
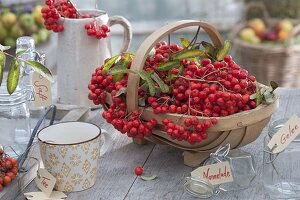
56 9 132 107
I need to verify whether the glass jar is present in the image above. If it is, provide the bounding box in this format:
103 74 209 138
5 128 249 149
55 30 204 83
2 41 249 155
263 118 300 199
184 144 256 198
0 85 33 157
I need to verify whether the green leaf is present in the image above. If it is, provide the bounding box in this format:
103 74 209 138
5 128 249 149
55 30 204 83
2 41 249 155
138 70 155 96
151 72 169 93
0 44 11 51
255 83 262 106
171 49 206 60
112 53 131 82
201 41 217 57
7 59 20 94
270 81 279 92
23 60 53 82
109 66 128 75
0 52 6 86
180 37 192 48
140 175 157 181
157 60 180 72
216 40 231 61
102 55 120 74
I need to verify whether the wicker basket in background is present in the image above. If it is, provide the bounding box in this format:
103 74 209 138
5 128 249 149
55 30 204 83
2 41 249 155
231 2 300 88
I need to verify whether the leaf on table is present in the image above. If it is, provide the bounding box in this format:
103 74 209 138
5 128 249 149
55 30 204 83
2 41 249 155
0 44 10 51
140 175 157 181
102 55 120 74
157 60 180 72
138 70 155 96
0 51 6 86
171 49 206 60
7 59 20 94
23 60 53 82
216 40 231 61
151 72 169 93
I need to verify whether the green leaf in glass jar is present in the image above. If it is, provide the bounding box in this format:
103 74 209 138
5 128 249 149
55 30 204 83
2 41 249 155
171 49 206 60
216 40 231 61
0 52 6 86
138 70 155 96
102 55 120 74
157 60 180 72
7 59 20 94
23 60 53 82
151 72 169 93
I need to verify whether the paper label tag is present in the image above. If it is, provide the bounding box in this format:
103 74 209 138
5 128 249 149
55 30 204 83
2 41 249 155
268 114 300 153
191 161 233 185
24 191 67 200
32 72 52 108
35 168 56 197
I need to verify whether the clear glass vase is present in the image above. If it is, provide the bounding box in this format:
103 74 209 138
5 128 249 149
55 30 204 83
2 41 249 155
263 119 300 199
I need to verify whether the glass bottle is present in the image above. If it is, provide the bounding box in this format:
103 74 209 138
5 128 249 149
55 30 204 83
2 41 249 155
263 118 300 199
0 84 33 157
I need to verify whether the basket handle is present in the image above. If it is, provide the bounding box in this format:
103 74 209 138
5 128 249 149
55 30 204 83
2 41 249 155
241 2 270 23
126 20 223 112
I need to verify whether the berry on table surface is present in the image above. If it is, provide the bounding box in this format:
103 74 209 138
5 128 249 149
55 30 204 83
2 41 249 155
134 166 143 176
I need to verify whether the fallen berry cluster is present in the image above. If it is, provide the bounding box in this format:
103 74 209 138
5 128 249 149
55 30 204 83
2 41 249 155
0 148 18 191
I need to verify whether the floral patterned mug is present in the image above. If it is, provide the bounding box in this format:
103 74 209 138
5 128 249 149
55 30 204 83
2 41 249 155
38 121 111 192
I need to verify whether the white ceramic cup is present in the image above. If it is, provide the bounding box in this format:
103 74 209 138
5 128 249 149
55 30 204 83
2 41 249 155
38 121 111 192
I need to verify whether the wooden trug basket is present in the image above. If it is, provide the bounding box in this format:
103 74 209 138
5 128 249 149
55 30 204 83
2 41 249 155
231 2 300 88
126 20 279 167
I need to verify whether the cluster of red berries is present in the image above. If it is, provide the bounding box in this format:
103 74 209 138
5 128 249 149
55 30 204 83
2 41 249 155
85 23 110 39
88 55 157 139
42 0 111 39
162 117 217 144
88 39 259 144
42 0 78 32
0 148 18 191
103 108 157 138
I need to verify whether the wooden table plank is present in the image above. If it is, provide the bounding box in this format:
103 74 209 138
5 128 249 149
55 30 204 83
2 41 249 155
15 88 300 200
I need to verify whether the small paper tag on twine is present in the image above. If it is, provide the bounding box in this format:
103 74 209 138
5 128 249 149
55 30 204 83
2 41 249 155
191 161 233 185
32 72 52 108
268 114 300 153
24 191 67 200
34 168 56 197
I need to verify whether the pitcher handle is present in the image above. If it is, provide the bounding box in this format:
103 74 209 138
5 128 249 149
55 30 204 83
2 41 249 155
100 129 113 156
108 16 132 53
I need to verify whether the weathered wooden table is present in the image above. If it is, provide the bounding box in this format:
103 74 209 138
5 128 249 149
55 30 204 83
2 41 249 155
14 88 299 200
